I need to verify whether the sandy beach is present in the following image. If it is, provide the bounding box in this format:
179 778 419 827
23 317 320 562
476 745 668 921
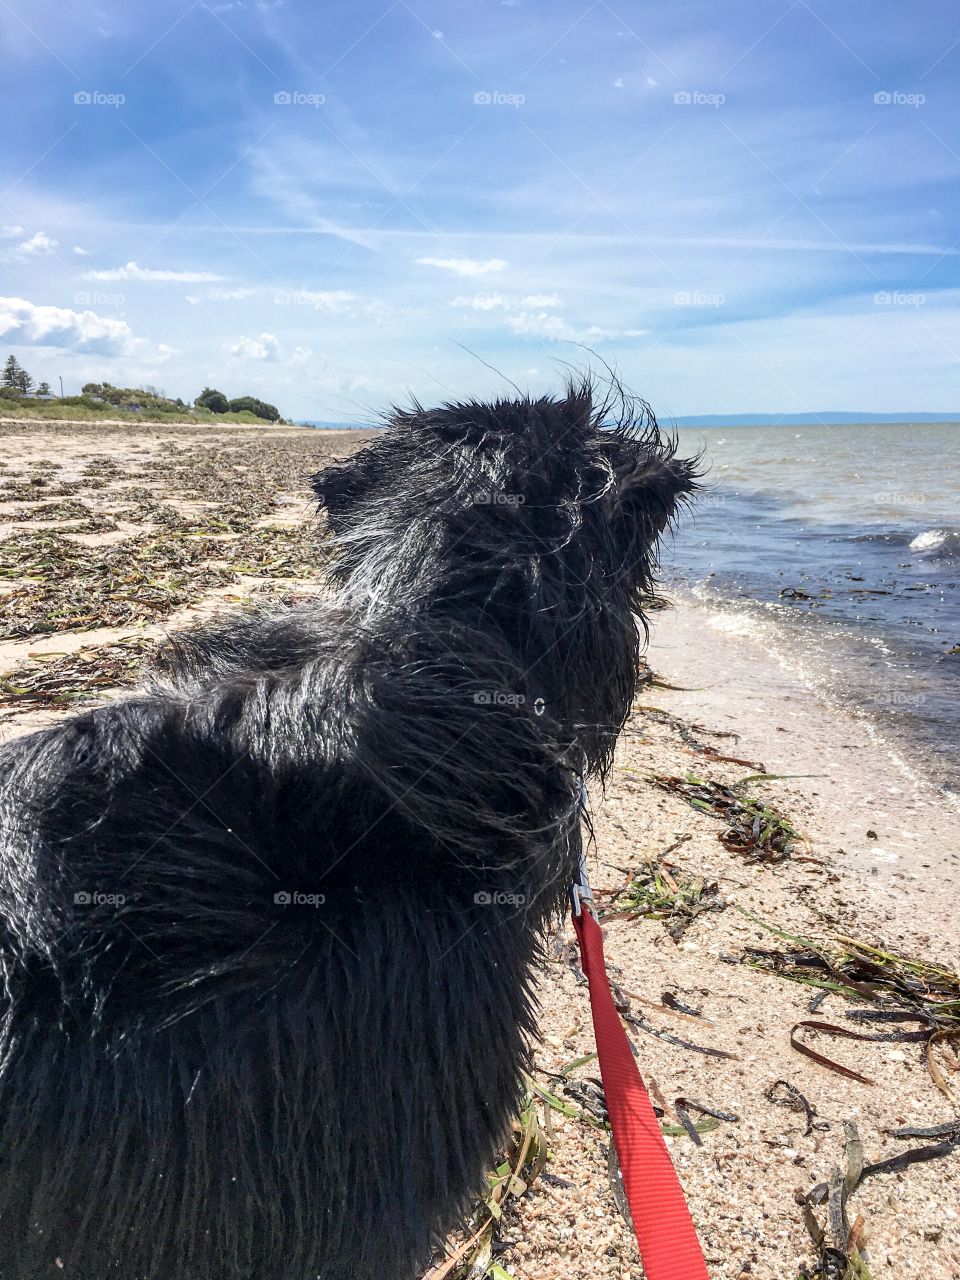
1 419 957 1280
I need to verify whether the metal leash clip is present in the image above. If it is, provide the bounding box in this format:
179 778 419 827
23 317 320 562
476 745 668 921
570 849 595 918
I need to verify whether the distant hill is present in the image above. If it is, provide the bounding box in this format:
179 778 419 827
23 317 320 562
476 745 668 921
299 412 960 431
669 412 960 427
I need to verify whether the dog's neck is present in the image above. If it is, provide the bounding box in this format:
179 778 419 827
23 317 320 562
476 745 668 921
332 534 641 779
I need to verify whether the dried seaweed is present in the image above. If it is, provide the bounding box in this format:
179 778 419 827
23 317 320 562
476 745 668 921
651 773 802 862
742 915 960 1098
0 637 155 710
0 524 332 640
7 500 93 522
426 1088 552 1279
765 1078 822 1136
603 858 725 940
801 1120 959 1279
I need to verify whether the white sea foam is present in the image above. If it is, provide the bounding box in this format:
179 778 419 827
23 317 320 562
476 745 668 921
909 528 948 551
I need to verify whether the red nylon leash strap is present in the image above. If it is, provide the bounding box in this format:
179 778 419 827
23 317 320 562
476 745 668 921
572 903 710 1280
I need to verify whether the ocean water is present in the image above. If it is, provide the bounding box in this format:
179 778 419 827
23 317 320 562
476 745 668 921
661 422 960 798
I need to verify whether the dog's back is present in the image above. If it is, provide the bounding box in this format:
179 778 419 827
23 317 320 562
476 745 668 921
0 604 576 1278
0 387 695 1277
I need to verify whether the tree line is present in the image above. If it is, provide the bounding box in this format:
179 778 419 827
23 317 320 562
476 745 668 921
0 356 282 422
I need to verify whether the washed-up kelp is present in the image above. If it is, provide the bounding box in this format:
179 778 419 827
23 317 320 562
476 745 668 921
799 1119 960 1280
742 916 960 1099
0 525 332 639
0 637 156 711
602 859 725 940
651 773 802 862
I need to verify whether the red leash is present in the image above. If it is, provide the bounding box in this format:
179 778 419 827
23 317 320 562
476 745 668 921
572 882 710 1280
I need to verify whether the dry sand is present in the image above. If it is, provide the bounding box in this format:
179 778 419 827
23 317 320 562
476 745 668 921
0 419 957 1279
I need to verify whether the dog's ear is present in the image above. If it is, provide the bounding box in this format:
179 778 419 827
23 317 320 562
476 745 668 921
312 460 353 530
603 438 699 537
312 438 389 532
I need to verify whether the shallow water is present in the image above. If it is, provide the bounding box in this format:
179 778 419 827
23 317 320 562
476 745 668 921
663 422 960 797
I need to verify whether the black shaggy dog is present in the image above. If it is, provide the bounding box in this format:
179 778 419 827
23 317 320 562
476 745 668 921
0 383 695 1279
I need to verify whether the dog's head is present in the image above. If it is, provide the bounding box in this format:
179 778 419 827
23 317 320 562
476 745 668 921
313 381 698 773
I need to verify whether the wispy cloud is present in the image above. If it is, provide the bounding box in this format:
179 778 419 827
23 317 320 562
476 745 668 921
417 257 508 277
506 312 649 342
451 292 561 311
83 261 227 283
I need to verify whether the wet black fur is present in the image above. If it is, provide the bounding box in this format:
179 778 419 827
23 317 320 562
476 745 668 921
0 382 696 1279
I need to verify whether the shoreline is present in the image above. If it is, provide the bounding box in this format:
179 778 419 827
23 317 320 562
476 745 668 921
653 589 960 927
0 422 957 1279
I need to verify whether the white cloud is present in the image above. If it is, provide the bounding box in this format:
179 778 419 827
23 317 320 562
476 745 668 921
73 246 93 256
506 312 648 342
417 256 507 277
451 292 561 311
202 286 258 302
83 260 227 282
1 225 24 239
0 296 134 355
18 231 58 256
225 332 279 361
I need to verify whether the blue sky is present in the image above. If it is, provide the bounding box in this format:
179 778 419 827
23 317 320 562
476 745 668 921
1 0 958 421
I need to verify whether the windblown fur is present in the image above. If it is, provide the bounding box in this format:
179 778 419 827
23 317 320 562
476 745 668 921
0 381 696 1279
